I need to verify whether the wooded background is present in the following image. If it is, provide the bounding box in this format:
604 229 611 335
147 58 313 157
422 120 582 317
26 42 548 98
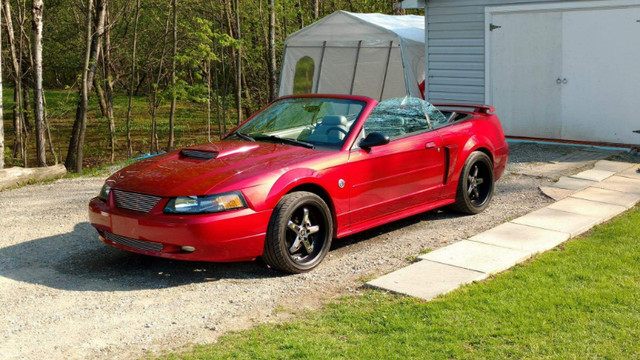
0 0 420 173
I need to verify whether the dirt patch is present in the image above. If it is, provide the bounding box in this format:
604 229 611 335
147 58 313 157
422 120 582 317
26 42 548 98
1 143 612 360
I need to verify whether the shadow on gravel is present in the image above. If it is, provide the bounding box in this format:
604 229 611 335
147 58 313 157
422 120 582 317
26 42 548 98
0 222 283 292
332 208 464 251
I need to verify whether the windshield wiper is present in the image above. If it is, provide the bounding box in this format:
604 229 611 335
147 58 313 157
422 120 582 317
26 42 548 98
234 131 255 142
253 135 315 149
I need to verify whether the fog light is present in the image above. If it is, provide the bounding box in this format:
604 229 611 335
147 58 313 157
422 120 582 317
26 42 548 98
181 246 195 253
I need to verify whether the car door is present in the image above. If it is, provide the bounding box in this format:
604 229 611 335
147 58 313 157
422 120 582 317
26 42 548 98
346 98 446 228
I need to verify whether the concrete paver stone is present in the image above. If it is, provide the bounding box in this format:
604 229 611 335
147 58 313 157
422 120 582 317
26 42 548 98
594 160 635 173
569 169 615 182
549 176 596 191
367 158 638 302
366 260 487 301
593 176 640 195
511 207 601 236
417 240 531 274
616 166 640 181
539 186 575 201
571 187 640 208
547 197 627 222
469 222 570 254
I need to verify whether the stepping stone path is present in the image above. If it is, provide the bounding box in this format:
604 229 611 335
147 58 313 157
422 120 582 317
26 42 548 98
516 148 623 179
367 160 640 301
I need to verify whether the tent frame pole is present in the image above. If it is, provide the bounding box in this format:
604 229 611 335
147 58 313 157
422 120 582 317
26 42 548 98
277 45 288 97
380 41 393 101
314 41 327 93
349 40 363 95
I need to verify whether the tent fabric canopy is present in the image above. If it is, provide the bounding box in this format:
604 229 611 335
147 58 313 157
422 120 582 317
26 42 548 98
279 11 425 101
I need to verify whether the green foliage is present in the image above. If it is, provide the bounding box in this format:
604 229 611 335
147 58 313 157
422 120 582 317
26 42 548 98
2 0 421 169
158 208 640 359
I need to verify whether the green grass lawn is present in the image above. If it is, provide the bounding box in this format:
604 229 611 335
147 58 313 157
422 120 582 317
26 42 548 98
159 207 640 360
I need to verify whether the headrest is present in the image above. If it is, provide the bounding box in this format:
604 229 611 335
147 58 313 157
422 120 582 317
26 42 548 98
322 115 347 126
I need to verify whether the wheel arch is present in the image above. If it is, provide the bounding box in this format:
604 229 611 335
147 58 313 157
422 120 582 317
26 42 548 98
285 183 337 238
264 169 338 238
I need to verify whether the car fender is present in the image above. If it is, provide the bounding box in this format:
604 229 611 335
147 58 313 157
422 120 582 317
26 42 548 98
453 134 496 179
263 168 327 210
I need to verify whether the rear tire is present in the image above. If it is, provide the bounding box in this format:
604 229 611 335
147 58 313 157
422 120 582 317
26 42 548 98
262 192 333 274
449 151 495 214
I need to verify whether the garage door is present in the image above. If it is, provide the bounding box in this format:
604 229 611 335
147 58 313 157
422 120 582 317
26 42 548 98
488 2 640 144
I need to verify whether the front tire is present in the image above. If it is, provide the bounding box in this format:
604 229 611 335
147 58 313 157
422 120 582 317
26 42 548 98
450 151 495 214
263 191 333 273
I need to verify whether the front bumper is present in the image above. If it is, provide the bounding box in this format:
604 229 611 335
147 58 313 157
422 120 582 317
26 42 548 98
88 197 272 262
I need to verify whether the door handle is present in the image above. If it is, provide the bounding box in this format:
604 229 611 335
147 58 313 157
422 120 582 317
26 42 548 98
425 142 437 149
556 78 562 84
563 78 568 84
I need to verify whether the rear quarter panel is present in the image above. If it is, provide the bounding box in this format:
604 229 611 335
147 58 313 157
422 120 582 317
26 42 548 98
436 113 508 200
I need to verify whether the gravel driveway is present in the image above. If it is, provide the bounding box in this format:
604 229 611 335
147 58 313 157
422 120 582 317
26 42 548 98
0 143 623 360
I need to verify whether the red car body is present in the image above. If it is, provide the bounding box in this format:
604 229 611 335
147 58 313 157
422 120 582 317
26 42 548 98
89 94 508 263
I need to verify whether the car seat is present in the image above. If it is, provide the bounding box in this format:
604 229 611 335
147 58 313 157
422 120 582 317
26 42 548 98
304 115 349 144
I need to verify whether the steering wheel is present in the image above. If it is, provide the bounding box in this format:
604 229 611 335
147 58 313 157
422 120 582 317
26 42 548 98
326 127 348 139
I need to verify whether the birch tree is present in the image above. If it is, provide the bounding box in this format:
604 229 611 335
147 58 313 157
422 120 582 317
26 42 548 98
0 2 3 170
125 0 140 157
166 0 177 151
312 0 319 19
3 0 25 165
268 0 277 101
32 0 46 167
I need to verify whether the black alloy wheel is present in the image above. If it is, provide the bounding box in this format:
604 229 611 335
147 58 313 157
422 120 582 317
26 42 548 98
263 191 333 273
450 151 495 214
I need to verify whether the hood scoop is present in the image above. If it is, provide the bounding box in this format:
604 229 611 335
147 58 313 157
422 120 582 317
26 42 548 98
179 149 218 160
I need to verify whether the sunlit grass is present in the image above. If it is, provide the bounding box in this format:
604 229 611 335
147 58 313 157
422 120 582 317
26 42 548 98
2 88 242 169
158 207 640 360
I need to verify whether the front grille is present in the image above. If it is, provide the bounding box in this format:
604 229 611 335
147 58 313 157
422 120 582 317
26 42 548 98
113 190 162 213
104 232 163 252
180 149 218 160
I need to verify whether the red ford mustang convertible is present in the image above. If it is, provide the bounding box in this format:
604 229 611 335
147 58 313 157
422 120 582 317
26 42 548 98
89 95 508 273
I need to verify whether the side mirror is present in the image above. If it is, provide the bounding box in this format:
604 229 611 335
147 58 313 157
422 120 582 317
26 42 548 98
359 132 390 150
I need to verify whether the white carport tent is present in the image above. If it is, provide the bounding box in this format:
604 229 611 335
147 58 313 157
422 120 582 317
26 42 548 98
278 11 426 101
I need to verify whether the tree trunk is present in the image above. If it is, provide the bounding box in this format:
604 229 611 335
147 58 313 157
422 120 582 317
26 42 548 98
312 0 319 20
22 85 32 133
234 0 242 125
297 0 304 29
17 0 31 136
125 0 140 157
3 0 25 165
0 164 66 190
32 0 45 167
0 1 3 170
65 0 107 173
206 59 211 142
209 4 222 141
149 6 172 154
221 41 227 137
268 0 277 101
41 89 57 164
103 6 116 163
166 0 178 152
94 76 108 117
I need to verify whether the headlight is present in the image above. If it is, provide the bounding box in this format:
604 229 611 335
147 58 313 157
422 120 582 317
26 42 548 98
98 184 111 202
164 191 247 214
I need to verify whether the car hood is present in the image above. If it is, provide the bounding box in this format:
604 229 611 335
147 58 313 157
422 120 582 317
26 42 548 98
108 140 324 197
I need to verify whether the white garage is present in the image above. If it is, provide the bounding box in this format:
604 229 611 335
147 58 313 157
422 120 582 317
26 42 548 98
403 0 640 145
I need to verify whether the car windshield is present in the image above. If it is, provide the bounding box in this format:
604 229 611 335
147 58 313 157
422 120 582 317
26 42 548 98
232 97 366 150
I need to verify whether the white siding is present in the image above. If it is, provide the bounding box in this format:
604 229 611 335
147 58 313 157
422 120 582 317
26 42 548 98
425 0 603 104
